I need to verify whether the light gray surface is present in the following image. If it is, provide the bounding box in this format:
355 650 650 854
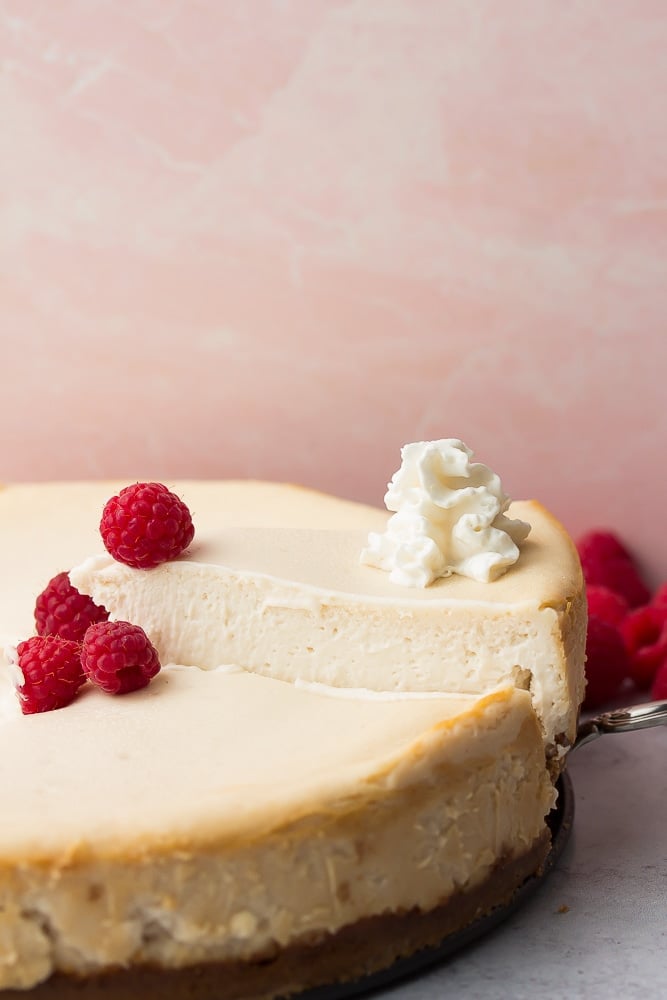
383 725 667 1000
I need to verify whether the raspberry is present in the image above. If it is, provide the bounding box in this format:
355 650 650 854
578 531 632 564
585 585 628 628
652 583 667 609
577 530 650 608
81 621 161 694
13 636 86 715
583 616 629 709
621 604 667 688
100 482 194 569
651 657 667 700
34 571 109 642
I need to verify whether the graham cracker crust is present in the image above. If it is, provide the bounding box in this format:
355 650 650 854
7 831 550 1000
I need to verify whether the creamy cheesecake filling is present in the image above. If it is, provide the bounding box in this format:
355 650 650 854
71 554 582 747
0 672 552 990
0 483 586 756
70 502 586 750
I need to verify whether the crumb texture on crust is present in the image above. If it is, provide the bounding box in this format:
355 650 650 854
0 832 550 1000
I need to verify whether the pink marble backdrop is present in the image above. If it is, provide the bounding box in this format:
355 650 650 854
1 1 666 579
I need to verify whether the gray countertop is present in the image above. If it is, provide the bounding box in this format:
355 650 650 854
384 725 667 1000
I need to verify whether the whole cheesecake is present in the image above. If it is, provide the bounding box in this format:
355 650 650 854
0 446 586 996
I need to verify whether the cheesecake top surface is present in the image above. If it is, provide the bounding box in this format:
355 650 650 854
0 481 582 650
0 664 528 862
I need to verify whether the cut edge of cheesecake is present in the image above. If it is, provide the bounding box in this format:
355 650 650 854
60 481 586 757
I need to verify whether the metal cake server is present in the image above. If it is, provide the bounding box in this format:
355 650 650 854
573 699 667 751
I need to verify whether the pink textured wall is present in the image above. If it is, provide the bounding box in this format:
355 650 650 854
1 1 666 579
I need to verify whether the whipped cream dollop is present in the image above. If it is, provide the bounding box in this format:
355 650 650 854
360 439 531 587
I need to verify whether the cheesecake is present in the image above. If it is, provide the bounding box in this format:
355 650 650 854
0 446 585 995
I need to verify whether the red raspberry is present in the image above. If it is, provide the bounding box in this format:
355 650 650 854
577 530 650 608
583 616 629 709
34 571 109 642
651 657 667 700
621 604 667 688
585 585 628 628
578 531 631 564
81 621 161 694
100 482 194 569
13 636 86 715
652 583 667 609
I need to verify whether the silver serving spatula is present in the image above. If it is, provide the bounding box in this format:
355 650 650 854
573 699 667 751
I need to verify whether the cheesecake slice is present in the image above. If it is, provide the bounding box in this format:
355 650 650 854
67 481 586 754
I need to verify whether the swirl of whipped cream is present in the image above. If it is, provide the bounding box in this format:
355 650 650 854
360 440 531 587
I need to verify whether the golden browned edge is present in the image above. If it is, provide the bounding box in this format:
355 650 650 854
6 831 550 1000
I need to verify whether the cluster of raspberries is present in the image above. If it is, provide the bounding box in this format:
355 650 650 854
578 531 667 708
15 483 194 715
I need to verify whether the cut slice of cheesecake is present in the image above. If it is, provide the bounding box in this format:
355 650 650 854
66 480 586 754
0 666 553 994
